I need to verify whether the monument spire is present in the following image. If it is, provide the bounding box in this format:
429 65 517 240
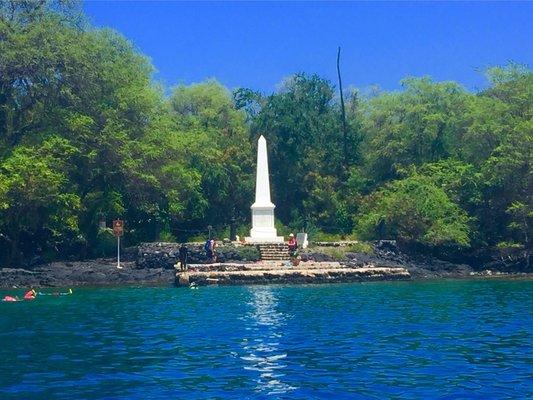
246 135 283 243
253 135 274 207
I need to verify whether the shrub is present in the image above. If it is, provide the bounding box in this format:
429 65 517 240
356 174 470 247
311 245 371 260
311 231 359 242
159 230 177 243
321 248 348 261
232 246 261 261
216 245 261 262
95 228 116 257
347 242 374 254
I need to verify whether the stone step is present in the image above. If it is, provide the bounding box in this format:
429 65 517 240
261 256 289 260
261 257 288 259
257 243 290 261
259 248 288 252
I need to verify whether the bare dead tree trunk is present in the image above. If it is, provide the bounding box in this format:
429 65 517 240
337 46 348 168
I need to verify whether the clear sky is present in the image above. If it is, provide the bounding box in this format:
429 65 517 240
83 1 533 94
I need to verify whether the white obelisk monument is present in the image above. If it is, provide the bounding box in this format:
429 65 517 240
246 135 283 243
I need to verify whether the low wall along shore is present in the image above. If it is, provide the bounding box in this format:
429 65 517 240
176 261 411 286
139 242 412 286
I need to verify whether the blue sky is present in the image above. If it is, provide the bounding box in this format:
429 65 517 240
84 1 533 94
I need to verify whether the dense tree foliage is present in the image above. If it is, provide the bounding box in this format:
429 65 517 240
0 1 253 264
357 173 471 247
0 1 530 267
168 81 254 234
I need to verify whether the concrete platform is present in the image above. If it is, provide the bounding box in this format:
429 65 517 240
175 261 410 286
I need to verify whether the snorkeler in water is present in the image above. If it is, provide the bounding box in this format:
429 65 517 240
3 288 73 302
2 295 20 302
3 288 36 302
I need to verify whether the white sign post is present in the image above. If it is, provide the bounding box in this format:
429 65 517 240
113 219 124 269
117 235 121 269
296 232 309 249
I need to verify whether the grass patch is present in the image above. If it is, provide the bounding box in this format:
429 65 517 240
228 246 261 262
309 242 374 261
206 245 262 262
347 242 374 254
320 247 349 261
311 231 359 242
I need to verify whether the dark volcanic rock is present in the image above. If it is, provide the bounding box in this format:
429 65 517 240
1 240 529 289
136 242 260 269
0 259 175 288
307 240 476 280
370 241 474 279
0 242 261 288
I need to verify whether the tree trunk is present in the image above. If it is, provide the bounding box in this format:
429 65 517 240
337 46 348 168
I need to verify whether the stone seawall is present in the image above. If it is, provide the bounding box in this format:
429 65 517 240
136 242 261 269
176 261 411 286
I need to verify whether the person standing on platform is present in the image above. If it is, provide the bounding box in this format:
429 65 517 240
205 238 212 262
210 239 218 263
178 243 189 271
205 238 216 263
288 233 297 257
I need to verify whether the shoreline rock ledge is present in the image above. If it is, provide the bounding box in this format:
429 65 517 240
175 261 411 286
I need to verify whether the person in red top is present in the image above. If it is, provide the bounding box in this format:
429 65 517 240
288 233 297 256
23 288 36 300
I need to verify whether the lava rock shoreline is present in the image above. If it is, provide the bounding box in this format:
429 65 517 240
0 241 530 288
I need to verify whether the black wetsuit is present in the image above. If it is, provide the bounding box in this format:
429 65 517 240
179 245 188 270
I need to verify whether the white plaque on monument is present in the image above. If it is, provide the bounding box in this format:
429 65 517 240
245 135 284 243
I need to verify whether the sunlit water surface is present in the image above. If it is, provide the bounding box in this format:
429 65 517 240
0 280 531 399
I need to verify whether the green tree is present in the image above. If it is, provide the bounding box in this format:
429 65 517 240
245 73 358 230
0 0 530 267
169 80 254 236
478 119 532 247
357 174 470 247
361 77 469 184
0 1 205 260
0 137 81 264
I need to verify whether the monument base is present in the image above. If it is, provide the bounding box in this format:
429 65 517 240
246 204 283 243
244 236 284 244
245 227 284 243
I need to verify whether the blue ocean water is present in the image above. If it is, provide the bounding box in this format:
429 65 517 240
0 280 531 399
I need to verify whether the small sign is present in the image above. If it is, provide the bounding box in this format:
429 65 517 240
113 219 124 237
296 232 309 249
